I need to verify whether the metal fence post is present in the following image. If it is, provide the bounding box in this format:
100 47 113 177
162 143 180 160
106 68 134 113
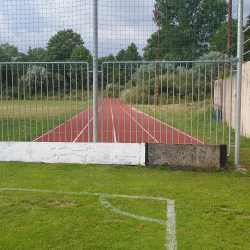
93 0 98 142
235 0 243 165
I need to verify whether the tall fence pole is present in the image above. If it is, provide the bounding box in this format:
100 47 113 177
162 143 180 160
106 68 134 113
93 0 98 142
235 0 243 165
227 0 232 71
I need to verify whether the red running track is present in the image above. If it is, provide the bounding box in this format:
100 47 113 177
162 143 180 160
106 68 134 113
35 98 203 144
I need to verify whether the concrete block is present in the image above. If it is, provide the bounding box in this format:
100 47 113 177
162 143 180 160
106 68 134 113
146 143 227 170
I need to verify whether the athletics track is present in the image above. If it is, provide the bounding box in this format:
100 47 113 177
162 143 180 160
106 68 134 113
35 98 203 144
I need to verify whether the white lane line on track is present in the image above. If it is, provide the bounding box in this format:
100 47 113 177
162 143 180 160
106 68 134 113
110 99 117 143
33 98 104 143
32 109 91 142
0 187 177 250
123 99 203 145
135 107 204 144
117 99 159 143
73 99 106 143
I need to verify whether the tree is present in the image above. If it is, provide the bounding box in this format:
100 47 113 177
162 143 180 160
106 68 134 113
113 44 142 85
98 54 116 88
0 43 19 62
144 0 228 61
125 43 142 61
209 19 237 57
244 14 250 62
0 43 20 91
143 29 177 61
116 49 126 61
116 43 142 61
70 45 93 64
46 29 84 62
17 65 53 99
26 47 47 62
99 54 116 65
69 45 93 90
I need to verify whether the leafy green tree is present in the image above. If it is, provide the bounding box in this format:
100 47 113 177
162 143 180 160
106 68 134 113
70 45 93 64
209 19 237 57
144 0 228 61
46 29 84 62
111 43 142 86
0 43 20 91
244 14 250 62
98 54 116 89
99 54 116 66
16 53 29 62
116 49 126 61
125 43 142 61
0 43 19 62
116 43 142 61
17 65 52 99
26 47 47 62
69 45 93 90
143 29 177 61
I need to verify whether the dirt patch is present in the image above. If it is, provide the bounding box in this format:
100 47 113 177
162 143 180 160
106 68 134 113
46 201 61 205
220 207 230 210
58 202 77 207
137 223 147 231
46 201 77 207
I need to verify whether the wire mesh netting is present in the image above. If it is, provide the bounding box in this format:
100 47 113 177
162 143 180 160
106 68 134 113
0 0 240 65
0 0 245 147
243 14 250 61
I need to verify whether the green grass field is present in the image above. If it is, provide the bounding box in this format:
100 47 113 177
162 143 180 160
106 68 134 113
0 162 250 249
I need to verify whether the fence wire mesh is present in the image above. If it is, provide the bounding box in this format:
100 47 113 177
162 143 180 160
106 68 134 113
0 0 246 150
0 0 239 64
0 60 236 146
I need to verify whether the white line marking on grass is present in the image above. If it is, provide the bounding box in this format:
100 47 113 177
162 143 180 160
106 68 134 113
0 187 177 250
100 195 167 224
166 199 177 250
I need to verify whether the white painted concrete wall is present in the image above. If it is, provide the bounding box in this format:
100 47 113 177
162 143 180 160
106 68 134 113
241 62 250 138
214 61 250 138
0 142 146 166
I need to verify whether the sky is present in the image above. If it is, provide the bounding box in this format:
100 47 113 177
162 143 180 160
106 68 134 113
0 0 249 58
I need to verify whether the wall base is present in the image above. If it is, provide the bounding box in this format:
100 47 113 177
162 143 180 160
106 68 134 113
146 143 227 170
0 142 227 171
0 142 145 166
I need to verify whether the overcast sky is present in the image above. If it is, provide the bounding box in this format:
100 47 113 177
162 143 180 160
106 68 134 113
0 0 249 58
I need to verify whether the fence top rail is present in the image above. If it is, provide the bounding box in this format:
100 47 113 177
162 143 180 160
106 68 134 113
0 62 89 65
102 59 237 65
